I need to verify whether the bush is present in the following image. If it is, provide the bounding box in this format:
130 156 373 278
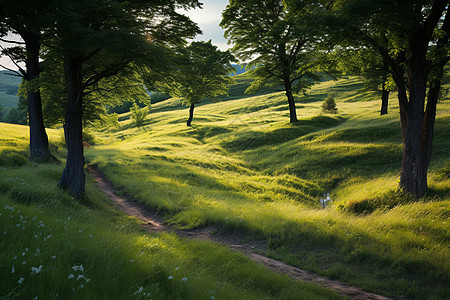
130 103 149 127
322 95 338 113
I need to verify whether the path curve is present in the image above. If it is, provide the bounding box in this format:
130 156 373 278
87 165 393 300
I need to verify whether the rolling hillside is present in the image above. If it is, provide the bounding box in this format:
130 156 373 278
0 70 20 109
1 75 449 299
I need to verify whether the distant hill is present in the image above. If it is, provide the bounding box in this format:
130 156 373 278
0 70 21 88
0 70 21 109
231 64 248 76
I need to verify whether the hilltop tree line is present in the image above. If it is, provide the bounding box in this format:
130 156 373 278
1 0 448 198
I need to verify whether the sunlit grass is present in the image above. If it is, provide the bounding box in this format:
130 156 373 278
86 75 450 299
0 123 342 300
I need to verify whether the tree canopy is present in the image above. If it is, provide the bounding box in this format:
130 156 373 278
149 40 235 126
221 0 329 123
313 0 450 195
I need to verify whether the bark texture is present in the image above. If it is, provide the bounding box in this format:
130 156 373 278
380 82 389 115
58 56 85 198
23 32 55 163
187 103 195 126
284 78 298 123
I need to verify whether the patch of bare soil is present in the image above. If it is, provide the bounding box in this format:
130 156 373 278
87 165 393 300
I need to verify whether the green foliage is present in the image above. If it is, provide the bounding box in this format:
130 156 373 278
4 107 26 125
151 41 235 106
322 95 338 113
221 0 329 94
130 103 149 128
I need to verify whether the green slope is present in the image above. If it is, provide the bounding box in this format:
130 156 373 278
86 75 450 299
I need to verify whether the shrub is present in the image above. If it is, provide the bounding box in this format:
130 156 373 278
130 103 149 127
322 95 338 113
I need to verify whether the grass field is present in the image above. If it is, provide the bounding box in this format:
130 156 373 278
1 74 449 299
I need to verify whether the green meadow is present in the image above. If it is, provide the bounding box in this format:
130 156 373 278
1 75 449 299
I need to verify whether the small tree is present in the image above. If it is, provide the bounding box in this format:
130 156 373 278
322 95 337 114
130 103 149 127
151 41 235 126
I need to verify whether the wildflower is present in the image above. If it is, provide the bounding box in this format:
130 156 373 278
210 297 215 300
22 252 26 256
51 256 56 260
175 267 180 270
89 234 93 238
25 248 28 252
72 264 84 272
31 265 43 275
77 275 85 281
130 259 134 262
18 277 24 284
22 261 26 265
86 278 91 283
168 275 174 280
133 287 143 295
68 274 75 279
3 232 6 235
181 277 188 282
80 284 84 288
79 230 82 233
32 297 38 300
11 266 15 274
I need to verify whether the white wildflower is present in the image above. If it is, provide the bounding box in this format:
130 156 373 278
175 267 180 270
22 261 26 265
72 264 84 272
11 266 15 274
18 277 24 284
68 274 75 279
181 277 188 282
31 265 43 275
168 275 174 280
77 275 85 281
133 287 143 295
51 256 56 259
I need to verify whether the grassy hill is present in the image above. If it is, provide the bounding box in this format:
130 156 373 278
1 75 449 299
0 70 21 109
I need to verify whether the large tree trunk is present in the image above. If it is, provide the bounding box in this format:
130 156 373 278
58 56 85 198
380 81 389 115
187 103 195 126
284 79 298 123
398 49 430 196
23 32 55 163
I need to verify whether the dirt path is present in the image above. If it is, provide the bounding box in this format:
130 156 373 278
87 165 393 300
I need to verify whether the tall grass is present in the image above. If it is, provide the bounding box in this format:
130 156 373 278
0 122 342 299
86 76 450 299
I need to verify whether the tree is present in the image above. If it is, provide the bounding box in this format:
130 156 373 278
321 0 449 195
221 0 327 123
0 0 57 162
51 0 201 198
336 47 393 115
130 102 149 128
322 95 337 113
150 41 235 126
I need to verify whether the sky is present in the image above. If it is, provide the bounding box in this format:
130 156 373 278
0 0 230 71
178 0 230 51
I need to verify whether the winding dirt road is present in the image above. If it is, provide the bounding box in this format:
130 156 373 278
87 165 394 300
